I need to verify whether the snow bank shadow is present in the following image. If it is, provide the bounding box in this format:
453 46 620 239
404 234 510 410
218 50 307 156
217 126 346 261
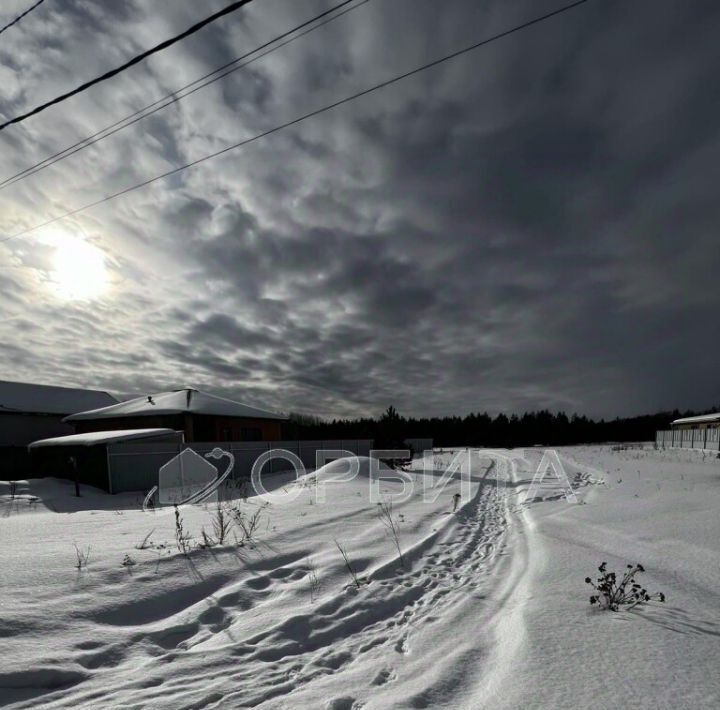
409 468 496 484
10 478 148 514
627 605 720 637
0 667 88 707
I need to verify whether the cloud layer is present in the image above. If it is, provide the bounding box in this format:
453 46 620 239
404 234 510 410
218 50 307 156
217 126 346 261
0 0 718 418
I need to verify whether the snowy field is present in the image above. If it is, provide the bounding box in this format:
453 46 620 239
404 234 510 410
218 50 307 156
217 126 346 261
1 446 719 709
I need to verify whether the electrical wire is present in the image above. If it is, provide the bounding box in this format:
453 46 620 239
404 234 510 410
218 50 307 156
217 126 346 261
0 0 369 192
0 0 256 131
1 0 593 245
0 0 46 37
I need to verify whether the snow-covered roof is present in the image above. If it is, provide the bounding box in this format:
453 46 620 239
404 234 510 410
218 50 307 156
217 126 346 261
29 428 182 449
0 380 117 416
64 388 287 422
671 412 720 426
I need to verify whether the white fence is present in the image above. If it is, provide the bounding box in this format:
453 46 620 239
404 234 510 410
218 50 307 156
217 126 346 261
656 429 720 452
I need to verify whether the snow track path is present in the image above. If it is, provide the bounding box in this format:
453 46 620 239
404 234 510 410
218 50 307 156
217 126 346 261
3 451 535 709
7 447 719 708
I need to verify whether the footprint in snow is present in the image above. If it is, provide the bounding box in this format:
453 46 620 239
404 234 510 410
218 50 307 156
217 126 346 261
76 644 127 670
245 575 271 590
326 697 361 710
372 667 397 686
394 637 409 654
269 566 295 580
359 635 387 653
74 639 103 651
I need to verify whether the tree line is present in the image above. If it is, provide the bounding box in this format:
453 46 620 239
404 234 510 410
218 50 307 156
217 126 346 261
284 406 716 448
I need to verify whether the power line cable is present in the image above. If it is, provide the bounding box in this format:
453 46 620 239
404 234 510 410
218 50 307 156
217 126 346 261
0 0 46 37
1 0 593 245
0 0 255 131
0 0 368 191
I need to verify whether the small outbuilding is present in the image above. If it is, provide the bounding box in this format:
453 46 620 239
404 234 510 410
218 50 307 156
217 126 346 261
64 387 287 443
28 428 183 492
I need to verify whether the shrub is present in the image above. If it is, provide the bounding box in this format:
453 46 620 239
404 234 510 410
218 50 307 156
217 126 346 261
193 505 236 549
229 503 264 545
377 500 404 569
306 556 322 603
452 493 461 512
74 544 91 570
136 528 155 550
211 502 232 545
174 506 192 554
335 539 365 589
122 554 136 568
586 562 665 611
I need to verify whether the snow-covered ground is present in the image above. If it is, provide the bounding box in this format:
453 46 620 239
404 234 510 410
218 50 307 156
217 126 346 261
1 446 719 708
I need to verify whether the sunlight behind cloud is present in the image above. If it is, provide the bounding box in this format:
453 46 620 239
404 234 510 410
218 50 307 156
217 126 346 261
50 234 109 300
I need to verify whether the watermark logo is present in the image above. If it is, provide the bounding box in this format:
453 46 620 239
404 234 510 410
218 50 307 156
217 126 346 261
142 446 578 511
421 448 473 505
142 447 234 512
158 449 218 505
521 449 577 504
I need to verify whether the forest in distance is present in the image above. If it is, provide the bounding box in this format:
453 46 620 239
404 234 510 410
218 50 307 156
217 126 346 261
284 407 718 449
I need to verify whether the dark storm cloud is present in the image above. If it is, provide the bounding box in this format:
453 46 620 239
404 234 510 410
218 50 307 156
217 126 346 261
187 313 278 350
0 0 718 418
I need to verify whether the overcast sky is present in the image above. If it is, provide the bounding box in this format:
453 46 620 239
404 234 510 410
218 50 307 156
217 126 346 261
0 0 718 420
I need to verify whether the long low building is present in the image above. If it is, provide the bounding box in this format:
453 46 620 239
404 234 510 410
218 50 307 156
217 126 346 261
64 387 287 442
28 429 183 492
670 412 720 430
28 430 376 494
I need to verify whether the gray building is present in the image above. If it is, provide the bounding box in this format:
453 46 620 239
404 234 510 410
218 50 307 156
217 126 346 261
28 428 183 491
0 380 117 474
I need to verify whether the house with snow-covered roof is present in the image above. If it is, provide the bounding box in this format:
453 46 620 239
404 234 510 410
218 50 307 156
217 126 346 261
0 380 118 473
64 387 287 442
0 379 117 446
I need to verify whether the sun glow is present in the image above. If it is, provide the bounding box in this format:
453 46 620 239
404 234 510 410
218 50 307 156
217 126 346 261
51 236 109 300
